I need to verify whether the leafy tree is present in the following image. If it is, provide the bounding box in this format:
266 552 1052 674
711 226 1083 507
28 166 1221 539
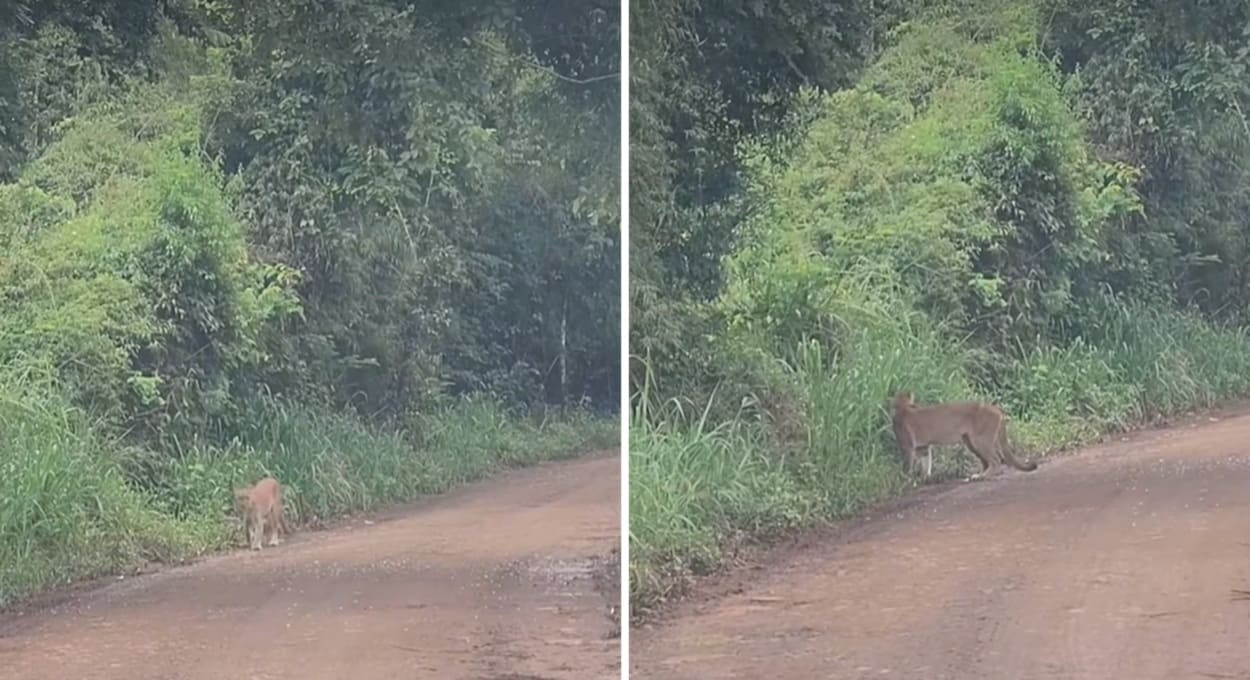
0 0 620 437
1043 0 1250 313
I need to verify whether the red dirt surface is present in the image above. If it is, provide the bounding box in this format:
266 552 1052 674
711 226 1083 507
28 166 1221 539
0 452 621 680
632 411 1250 680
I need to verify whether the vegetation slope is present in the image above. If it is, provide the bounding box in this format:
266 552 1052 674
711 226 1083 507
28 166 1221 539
630 0 1250 614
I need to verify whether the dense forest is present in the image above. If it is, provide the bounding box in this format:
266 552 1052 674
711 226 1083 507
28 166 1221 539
630 0 1250 614
0 0 619 604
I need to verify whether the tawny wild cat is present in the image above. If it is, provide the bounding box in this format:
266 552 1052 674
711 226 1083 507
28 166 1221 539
233 476 290 550
890 391 1038 479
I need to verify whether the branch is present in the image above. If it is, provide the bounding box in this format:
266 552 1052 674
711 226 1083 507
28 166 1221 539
521 58 620 84
477 38 619 85
783 53 811 87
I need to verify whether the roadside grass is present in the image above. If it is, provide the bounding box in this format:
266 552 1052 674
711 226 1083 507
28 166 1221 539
0 385 200 605
629 300 1250 617
0 385 616 607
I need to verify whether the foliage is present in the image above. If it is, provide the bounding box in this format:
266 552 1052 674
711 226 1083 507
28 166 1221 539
0 71 301 439
0 0 170 178
629 0 893 310
2 1 619 418
1043 0 1250 313
201 1 620 413
725 18 1141 355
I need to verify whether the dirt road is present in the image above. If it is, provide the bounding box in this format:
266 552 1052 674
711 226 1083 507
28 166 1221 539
633 411 1250 680
0 452 621 680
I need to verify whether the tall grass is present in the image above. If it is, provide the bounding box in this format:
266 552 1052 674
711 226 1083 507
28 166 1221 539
0 387 615 607
199 396 618 523
0 382 200 603
630 371 814 608
629 297 1250 615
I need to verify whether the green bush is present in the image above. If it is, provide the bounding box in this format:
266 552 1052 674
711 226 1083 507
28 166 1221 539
0 78 300 437
725 20 1139 357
